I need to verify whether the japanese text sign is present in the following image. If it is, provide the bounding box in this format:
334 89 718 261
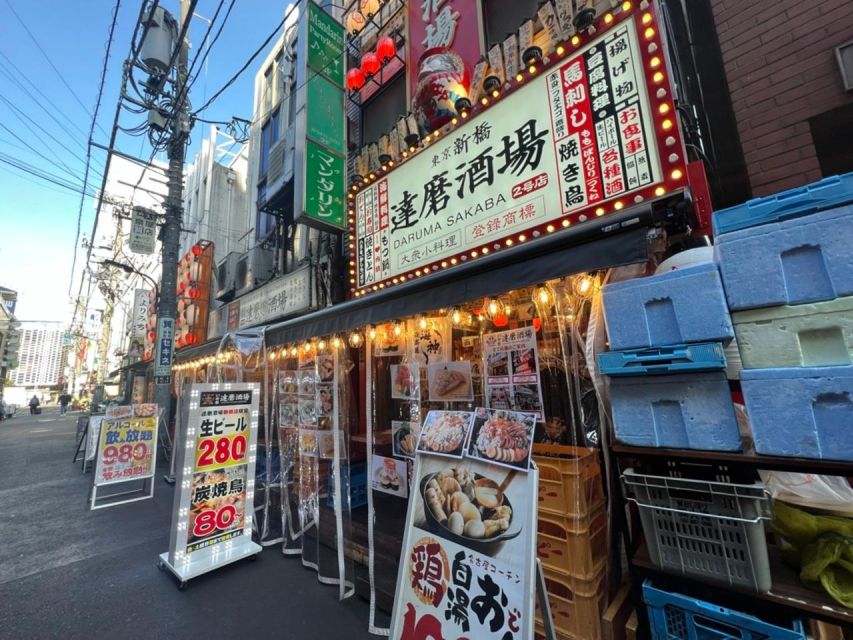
154 317 174 378
294 2 346 232
355 12 685 295
131 289 148 339
389 454 538 639
129 207 157 254
167 384 260 566
407 0 484 101
93 413 158 485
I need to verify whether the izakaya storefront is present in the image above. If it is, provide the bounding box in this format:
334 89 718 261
254 5 694 637
172 5 696 637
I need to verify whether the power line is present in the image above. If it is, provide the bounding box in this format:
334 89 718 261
2 0 110 139
0 151 99 198
69 0 123 295
0 120 85 186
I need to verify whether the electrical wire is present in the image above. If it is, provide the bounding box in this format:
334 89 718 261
68 0 123 296
2 0 110 139
0 121 85 185
0 151 99 198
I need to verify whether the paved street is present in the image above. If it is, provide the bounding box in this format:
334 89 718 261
0 409 375 639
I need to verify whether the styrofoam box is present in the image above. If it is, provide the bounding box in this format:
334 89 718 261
602 263 734 351
715 205 853 311
741 365 853 460
608 372 741 451
733 296 853 369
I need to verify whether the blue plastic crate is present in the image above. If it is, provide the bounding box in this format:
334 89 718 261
598 342 726 376
609 371 741 451
643 581 806 640
715 204 853 311
327 462 367 510
602 263 734 351
741 365 853 461
713 172 853 235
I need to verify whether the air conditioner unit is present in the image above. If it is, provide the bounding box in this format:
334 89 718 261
235 247 275 297
215 251 241 302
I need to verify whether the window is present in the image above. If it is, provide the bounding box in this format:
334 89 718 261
810 103 853 177
483 0 537 48
360 72 406 146
274 51 284 105
258 108 281 179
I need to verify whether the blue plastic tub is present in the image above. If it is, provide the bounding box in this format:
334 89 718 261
609 371 741 451
715 204 853 311
713 172 853 235
741 365 853 461
643 581 806 640
327 462 367 510
603 263 734 351
598 342 726 376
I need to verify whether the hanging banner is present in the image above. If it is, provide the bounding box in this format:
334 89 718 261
128 206 157 254
353 8 688 296
153 317 174 381
293 1 346 232
483 326 545 417
131 289 148 339
161 383 261 583
93 405 158 485
407 0 485 101
389 454 538 639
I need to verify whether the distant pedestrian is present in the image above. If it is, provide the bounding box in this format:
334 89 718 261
59 391 72 416
29 394 40 415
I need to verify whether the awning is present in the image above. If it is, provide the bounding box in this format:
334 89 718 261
174 337 224 363
265 205 653 345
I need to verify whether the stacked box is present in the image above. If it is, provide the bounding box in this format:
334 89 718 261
714 175 853 460
601 264 739 451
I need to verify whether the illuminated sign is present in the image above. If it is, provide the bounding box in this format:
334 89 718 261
350 5 687 297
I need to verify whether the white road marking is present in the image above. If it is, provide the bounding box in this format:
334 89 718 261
32 429 51 433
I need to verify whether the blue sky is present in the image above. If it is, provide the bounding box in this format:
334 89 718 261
0 0 284 323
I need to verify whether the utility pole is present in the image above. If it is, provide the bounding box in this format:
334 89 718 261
153 0 191 443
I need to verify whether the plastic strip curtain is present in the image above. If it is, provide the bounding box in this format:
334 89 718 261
210 329 283 546
276 340 355 598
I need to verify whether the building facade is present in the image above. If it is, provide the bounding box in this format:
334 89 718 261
9 321 65 388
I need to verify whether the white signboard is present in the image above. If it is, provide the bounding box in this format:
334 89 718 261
161 383 262 584
355 19 662 291
131 289 148 339
128 207 157 254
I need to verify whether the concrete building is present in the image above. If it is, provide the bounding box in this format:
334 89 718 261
181 125 250 264
9 321 65 389
0 287 19 393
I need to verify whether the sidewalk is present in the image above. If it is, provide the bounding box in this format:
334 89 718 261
0 410 375 639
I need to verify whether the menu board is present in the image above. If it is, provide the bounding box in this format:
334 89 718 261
93 404 158 485
483 327 545 417
163 383 261 579
389 455 538 639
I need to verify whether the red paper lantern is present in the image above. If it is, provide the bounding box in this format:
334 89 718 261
191 244 202 257
376 36 396 63
361 51 380 76
188 286 199 299
185 333 196 346
176 336 185 349
346 67 366 91
492 313 509 328
532 317 542 332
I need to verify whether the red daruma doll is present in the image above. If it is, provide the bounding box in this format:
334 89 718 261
413 47 471 134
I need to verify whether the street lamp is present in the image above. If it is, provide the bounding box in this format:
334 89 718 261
100 260 159 302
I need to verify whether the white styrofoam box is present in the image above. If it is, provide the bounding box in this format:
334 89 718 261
602 263 734 351
733 296 853 369
715 205 853 311
608 372 741 451
741 366 853 461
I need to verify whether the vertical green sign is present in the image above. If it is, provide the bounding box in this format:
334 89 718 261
306 74 345 155
304 140 345 229
307 2 344 86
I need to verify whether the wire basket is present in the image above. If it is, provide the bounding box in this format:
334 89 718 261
623 467 772 592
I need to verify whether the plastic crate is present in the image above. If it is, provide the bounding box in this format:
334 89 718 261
327 462 367 510
643 580 806 640
598 342 726 376
741 365 853 461
715 204 853 311
712 172 853 235
609 371 741 451
535 565 607 640
533 445 605 518
733 295 853 369
622 467 772 592
537 504 608 580
602 262 734 350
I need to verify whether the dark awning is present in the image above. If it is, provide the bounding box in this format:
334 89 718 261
265 205 652 346
174 337 223 362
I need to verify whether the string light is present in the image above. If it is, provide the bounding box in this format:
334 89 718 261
348 331 363 347
418 316 428 330
451 308 463 325
534 284 552 305
393 322 403 337
575 275 594 297
367 325 377 341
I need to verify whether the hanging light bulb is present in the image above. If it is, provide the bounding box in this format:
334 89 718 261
418 316 428 330
451 308 463 325
534 284 553 306
483 297 503 319
367 325 377 341
303 342 313 354
393 322 403 337
574 274 594 297
349 331 363 347
332 336 342 349
317 338 327 351
290 346 298 358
